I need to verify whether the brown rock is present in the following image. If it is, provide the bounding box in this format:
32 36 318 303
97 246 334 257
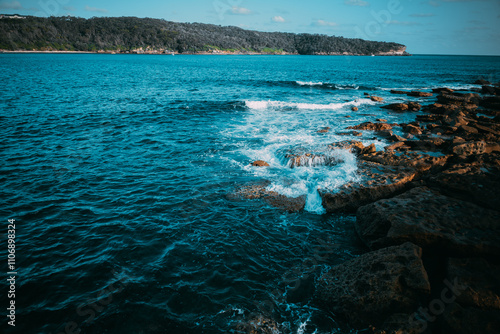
451 141 500 156
384 141 406 152
428 160 500 211
320 161 417 212
376 118 387 122
442 303 500 334
359 143 376 155
355 187 500 256
408 101 422 111
447 257 500 309
382 103 409 111
432 87 454 94
360 150 449 171
315 242 430 328
317 127 330 133
252 160 270 167
390 90 408 95
438 92 481 105
351 106 359 111
228 183 306 212
371 96 384 102
481 96 500 110
329 140 365 153
347 122 393 131
407 91 433 97
416 114 444 122
475 79 491 85
403 124 423 135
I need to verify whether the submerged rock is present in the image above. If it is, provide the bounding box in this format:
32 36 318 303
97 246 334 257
285 153 338 168
234 315 283 334
370 96 384 102
320 161 417 212
317 126 330 133
355 187 500 257
252 160 270 167
228 183 306 212
315 242 430 328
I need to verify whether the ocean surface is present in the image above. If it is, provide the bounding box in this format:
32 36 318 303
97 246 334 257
1 54 499 333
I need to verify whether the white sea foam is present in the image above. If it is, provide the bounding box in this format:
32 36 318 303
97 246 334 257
296 81 323 86
244 99 374 111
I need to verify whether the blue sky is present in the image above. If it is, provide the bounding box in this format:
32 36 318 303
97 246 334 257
1 0 499 55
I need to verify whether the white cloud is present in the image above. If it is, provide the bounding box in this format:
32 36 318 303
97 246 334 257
84 5 108 13
0 0 23 10
272 16 285 23
231 6 252 15
314 20 338 27
344 0 369 7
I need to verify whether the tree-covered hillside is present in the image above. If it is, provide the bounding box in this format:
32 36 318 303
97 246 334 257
0 16 408 55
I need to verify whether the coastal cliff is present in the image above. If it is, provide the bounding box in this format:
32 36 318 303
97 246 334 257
0 16 408 55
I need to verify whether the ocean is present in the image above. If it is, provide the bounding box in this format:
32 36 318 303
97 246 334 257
1 54 499 333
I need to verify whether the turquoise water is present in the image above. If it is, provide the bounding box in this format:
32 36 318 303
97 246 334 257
1 54 499 333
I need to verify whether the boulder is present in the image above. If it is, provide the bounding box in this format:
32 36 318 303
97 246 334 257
432 87 454 94
442 303 500 334
390 90 408 95
252 160 270 167
407 91 433 97
359 143 377 155
320 161 417 212
447 257 500 309
474 79 491 85
427 159 500 211
403 124 423 135
351 106 359 111
481 96 500 110
355 187 500 257
382 103 408 112
408 101 422 111
347 122 393 131
422 103 458 115
437 93 481 105
451 141 500 156
360 151 449 171
329 140 365 153
228 183 306 212
317 127 330 133
315 242 430 328
371 96 384 102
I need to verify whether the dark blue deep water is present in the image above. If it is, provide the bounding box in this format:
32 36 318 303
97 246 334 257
1 54 500 333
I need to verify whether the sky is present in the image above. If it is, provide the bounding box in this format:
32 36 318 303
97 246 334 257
1 0 499 55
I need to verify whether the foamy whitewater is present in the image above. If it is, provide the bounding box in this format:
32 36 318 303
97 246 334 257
2 54 499 334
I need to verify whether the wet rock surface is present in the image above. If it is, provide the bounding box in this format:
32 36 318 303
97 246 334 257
316 242 430 328
227 183 306 212
355 186 500 257
240 80 500 333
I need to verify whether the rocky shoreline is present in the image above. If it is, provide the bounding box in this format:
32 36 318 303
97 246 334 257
233 80 500 333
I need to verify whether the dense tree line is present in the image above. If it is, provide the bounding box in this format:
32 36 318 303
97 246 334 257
0 16 407 55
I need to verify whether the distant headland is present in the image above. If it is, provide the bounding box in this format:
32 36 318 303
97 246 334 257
0 15 409 56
